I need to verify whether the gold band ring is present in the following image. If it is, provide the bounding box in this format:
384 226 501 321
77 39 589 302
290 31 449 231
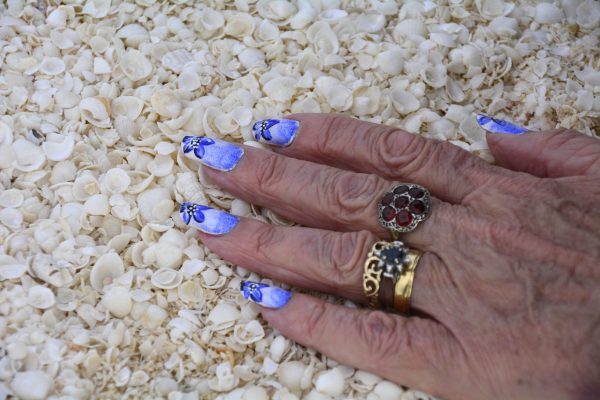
393 248 421 313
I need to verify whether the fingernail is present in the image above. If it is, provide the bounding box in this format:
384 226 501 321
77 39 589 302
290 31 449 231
477 114 528 134
179 202 239 235
182 136 244 172
252 119 300 147
240 280 292 309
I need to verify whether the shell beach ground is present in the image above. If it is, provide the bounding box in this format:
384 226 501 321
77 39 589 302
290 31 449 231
0 0 598 399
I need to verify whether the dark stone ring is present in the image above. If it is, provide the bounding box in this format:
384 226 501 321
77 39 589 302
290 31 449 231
378 183 431 234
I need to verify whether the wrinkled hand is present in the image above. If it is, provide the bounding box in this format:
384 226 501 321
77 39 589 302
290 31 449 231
196 114 600 400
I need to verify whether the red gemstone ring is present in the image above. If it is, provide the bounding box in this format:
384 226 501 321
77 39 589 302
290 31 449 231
378 184 431 234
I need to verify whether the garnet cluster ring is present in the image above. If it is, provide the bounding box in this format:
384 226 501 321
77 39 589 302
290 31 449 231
378 183 431 236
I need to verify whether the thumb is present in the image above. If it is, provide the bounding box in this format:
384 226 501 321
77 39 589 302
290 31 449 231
486 129 600 178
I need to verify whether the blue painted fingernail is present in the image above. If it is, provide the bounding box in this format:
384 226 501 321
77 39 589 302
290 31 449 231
180 202 239 235
240 280 292 309
477 114 528 134
182 136 244 172
252 119 300 147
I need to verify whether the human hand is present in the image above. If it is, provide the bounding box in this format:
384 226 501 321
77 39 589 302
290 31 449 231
181 114 600 400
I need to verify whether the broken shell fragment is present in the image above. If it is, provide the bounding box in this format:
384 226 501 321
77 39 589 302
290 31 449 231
151 268 183 289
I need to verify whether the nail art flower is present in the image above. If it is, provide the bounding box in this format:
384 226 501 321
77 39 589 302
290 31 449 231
182 136 215 159
241 281 269 303
253 119 279 141
180 202 211 225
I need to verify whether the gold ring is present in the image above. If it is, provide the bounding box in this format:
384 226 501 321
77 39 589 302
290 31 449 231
363 241 410 309
393 249 422 313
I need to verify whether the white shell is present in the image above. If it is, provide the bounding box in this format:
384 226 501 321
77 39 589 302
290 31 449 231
233 320 265 344
10 371 54 400
391 89 420 115
12 139 46 172
112 96 144 120
0 189 24 208
82 0 111 18
0 255 27 280
576 0 600 29
101 168 131 194
315 368 345 397
224 13 255 38
0 121 13 146
178 280 204 303
84 193 110 216
90 252 124 290
39 57 66 75
151 89 182 119
207 302 240 326
42 133 75 161
27 285 56 309
373 381 403 400
120 49 153 82
102 286 133 317
80 97 111 128
534 3 564 24
269 336 288 362
278 361 306 391
73 173 100 201
151 268 183 289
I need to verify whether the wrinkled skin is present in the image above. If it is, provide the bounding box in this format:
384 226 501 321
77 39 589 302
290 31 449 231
197 114 600 400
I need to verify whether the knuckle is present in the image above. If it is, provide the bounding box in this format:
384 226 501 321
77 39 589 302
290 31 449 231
251 224 280 255
314 114 355 158
375 130 430 177
321 231 374 289
357 311 409 364
327 173 385 222
254 152 286 194
303 300 329 341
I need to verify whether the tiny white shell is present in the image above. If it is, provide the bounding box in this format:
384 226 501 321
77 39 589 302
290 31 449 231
27 285 56 309
151 268 183 289
84 193 110 216
10 371 54 400
42 133 75 161
207 302 240 326
151 89 182 119
534 3 564 24
112 96 144 120
82 0 111 18
178 280 204 303
234 320 265 344
390 89 420 115
315 368 345 397
224 13 255 38
39 57 66 75
373 380 403 400
101 168 131 194
93 57 111 74
90 252 124 291
12 139 46 172
141 304 168 330
0 189 24 208
0 255 27 280
120 49 153 82
80 97 111 128
102 286 133 317
277 361 306 391
269 336 288 362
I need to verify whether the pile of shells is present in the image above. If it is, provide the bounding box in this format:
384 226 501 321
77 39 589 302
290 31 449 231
0 0 598 399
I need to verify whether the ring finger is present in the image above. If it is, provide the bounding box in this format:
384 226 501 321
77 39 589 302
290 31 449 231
184 209 449 316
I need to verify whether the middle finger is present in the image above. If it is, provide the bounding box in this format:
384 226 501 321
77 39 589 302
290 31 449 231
185 138 457 251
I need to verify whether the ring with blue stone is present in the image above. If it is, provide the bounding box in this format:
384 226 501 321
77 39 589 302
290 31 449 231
363 240 412 309
378 183 431 236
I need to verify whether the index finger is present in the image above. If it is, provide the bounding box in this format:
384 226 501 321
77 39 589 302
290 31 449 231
253 114 500 204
